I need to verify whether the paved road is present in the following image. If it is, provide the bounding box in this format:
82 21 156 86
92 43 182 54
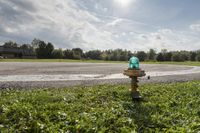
0 62 200 89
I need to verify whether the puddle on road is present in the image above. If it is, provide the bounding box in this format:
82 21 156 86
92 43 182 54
0 74 103 82
0 66 200 82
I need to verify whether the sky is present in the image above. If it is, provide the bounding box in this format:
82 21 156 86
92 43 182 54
0 0 200 51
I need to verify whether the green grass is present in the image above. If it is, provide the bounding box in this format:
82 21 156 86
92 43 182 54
0 81 200 132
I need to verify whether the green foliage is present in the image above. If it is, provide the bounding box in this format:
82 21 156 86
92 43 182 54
52 49 64 59
101 49 133 61
85 50 102 60
63 49 74 59
179 51 190 61
46 43 54 58
35 40 46 58
34 39 55 59
0 81 200 132
1 39 200 62
20 44 29 49
171 52 185 62
196 51 200 61
156 53 164 61
164 52 172 61
190 51 197 61
147 49 156 61
71 48 83 60
3 41 18 48
136 51 147 61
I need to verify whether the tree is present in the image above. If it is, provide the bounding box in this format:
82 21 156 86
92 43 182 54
171 52 184 62
156 53 164 61
20 44 34 51
64 49 74 59
33 39 55 58
46 42 54 58
20 44 29 49
119 50 129 61
196 55 200 61
148 49 156 61
3 41 18 48
35 40 47 58
31 38 41 49
179 51 190 61
52 49 63 59
127 51 134 60
109 49 119 61
196 51 200 61
85 50 102 60
72 48 83 59
20 44 35 56
164 52 172 61
100 52 108 61
136 51 147 61
190 51 197 61
161 49 167 54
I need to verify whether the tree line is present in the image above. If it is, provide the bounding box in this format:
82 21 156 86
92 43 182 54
2 39 200 62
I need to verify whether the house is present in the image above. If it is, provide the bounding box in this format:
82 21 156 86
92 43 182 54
0 46 36 59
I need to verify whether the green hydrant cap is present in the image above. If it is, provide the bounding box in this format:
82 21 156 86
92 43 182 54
129 56 139 69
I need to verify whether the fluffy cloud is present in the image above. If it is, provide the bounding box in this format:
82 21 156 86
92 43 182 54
190 24 200 32
0 0 200 51
0 0 121 50
123 28 200 51
106 18 123 26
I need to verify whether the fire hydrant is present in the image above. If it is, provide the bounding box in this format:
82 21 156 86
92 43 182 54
123 56 146 100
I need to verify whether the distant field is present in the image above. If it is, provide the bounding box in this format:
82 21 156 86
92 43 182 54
0 81 200 132
1 59 200 66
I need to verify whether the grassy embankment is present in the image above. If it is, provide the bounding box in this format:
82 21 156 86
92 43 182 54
0 81 200 132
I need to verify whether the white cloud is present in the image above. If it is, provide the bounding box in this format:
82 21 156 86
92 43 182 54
106 18 123 26
94 3 108 13
0 0 121 50
0 0 200 52
122 32 126 36
122 28 200 51
103 8 108 12
158 29 173 34
190 24 200 32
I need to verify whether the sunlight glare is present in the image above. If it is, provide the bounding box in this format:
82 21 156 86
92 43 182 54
114 0 133 7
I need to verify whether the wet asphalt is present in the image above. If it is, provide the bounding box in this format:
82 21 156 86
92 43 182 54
0 62 200 89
